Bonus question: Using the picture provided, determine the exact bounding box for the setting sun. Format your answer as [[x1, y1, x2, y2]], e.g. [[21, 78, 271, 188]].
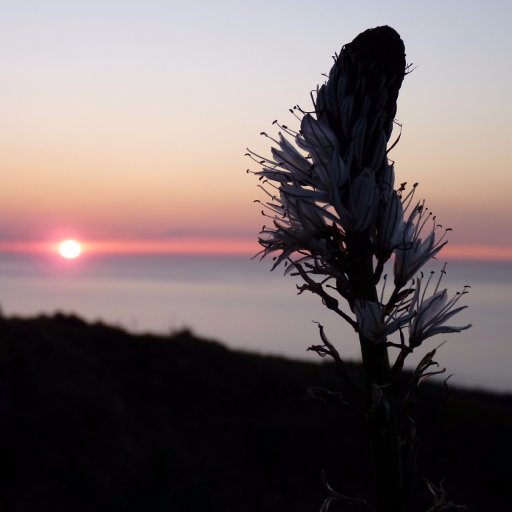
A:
[[58, 239, 82, 259]]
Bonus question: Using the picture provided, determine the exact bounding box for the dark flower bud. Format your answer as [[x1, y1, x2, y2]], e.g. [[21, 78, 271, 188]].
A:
[[316, 26, 406, 182]]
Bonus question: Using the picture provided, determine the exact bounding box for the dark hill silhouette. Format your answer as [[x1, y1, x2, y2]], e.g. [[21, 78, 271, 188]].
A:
[[0, 313, 510, 511]]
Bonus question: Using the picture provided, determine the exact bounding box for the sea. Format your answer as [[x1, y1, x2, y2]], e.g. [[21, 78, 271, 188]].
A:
[[0, 253, 510, 393]]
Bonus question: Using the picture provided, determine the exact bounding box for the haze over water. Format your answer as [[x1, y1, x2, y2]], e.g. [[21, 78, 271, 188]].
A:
[[1, 254, 509, 393], [1, 2, 512, 397]]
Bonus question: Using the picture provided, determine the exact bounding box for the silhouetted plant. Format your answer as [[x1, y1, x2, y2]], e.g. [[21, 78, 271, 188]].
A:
[[248, 26, 470, 512]]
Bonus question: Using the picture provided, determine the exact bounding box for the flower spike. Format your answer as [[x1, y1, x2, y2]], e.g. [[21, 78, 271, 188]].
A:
[[248, 26, 470, 512]]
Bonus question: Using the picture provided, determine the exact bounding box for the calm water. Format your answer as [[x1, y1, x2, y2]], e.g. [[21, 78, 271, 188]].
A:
[[0, 253, 510, 393]]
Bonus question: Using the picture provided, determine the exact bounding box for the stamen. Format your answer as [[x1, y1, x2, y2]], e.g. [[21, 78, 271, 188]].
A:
[[260, 131, 280, 145], [434, 262, 447, 295], [256, 184, 277, 200], [380, 274, 388, 304], [401, 183, 418, 212], [417, 208, 433, 236], [422, 271, 436, 303]]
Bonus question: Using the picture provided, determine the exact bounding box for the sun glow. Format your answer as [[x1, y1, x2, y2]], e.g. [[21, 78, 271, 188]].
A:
[[58, 239, 82, 259]]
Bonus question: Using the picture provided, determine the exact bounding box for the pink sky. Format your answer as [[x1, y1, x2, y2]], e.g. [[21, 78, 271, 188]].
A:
[[0, 239, 510, 264], [1, 2, 511, 261]]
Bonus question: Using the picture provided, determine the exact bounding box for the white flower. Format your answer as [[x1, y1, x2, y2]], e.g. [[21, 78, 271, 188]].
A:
[[393, 202, 448, 288], [354, 300, 386, 343], [378, 163, 396, 201], [355, 296, 415, 343], [256, 188, 332, 269], [408, 275, 471, 348], [298, 114, 339, 170], [249, 28, 407, 272], [376, 190, 404, 255], [336, 168, 379, 233]]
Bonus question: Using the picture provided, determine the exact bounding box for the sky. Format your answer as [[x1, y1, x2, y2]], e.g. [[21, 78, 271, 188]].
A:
[[1, 0, 511, 259]]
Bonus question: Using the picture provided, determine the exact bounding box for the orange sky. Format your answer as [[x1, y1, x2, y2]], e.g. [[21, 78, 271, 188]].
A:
[[1, 2, 511, 261]]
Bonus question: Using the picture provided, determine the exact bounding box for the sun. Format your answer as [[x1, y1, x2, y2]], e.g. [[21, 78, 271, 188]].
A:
[[58, 239, 82, 259]]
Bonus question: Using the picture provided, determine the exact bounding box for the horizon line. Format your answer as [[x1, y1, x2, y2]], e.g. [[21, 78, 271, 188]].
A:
[[0, 239, 510, 262]]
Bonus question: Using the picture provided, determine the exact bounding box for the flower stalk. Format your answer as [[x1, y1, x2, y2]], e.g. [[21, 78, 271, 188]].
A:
[[248, 26, 470, 512]]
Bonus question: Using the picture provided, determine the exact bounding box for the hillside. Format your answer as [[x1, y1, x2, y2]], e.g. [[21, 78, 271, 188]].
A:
[[0, 313, 510, 511]]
